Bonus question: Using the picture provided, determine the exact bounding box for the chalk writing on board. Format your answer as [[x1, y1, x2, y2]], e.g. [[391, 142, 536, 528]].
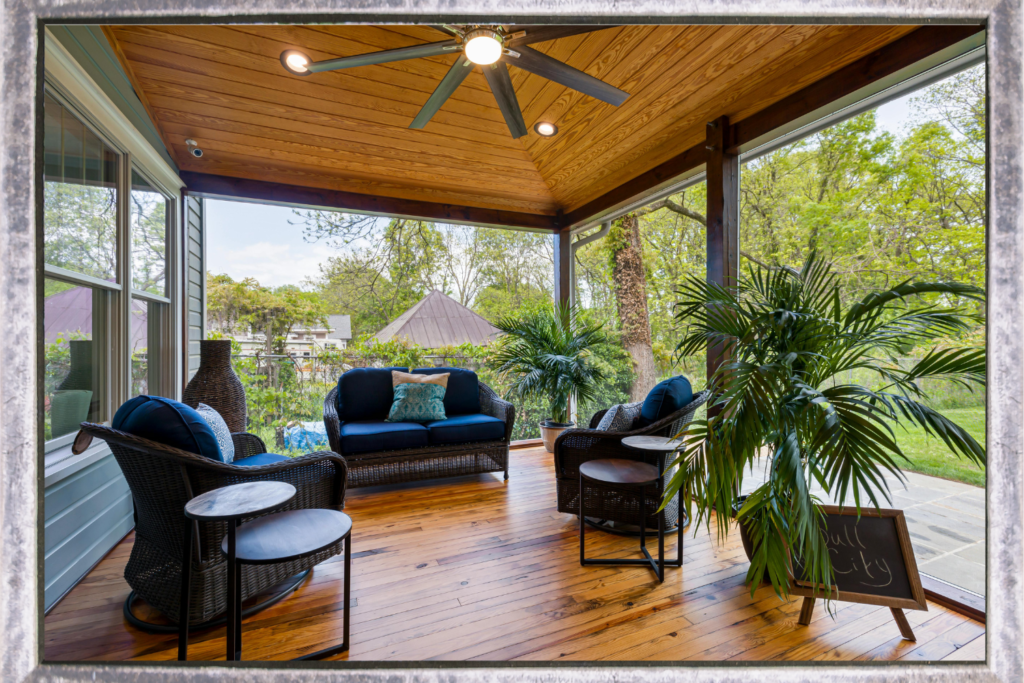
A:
[[826, 523, 894, 588]]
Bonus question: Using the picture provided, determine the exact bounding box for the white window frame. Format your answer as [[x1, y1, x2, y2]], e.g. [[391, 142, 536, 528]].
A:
[[43, 31, 185, 481]]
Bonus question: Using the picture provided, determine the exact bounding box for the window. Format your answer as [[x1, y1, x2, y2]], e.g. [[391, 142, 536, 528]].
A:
[[130, 168, 172, 399], [42, 92, 119, 444], [42, 86, 178, 454]]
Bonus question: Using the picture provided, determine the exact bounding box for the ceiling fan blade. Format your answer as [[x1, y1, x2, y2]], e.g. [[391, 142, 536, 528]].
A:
[[307, 40, 460, 73], [508, 45, 629, 106], [410, 56, 476, 129], [507, 25, 619, 47], [483, 62, 528, 139]]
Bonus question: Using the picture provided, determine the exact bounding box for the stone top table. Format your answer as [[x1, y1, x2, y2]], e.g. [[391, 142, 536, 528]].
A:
[[184, 481, 296, 522], [620, 435, 685, 453]]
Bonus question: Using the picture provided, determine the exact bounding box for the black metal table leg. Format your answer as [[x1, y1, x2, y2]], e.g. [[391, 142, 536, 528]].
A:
[[226, 522, 237, 662], [579, 471, 586, 566], [177, 518, 193, 661], [291, 529, 353, 661], [233, 519, 242, 660]]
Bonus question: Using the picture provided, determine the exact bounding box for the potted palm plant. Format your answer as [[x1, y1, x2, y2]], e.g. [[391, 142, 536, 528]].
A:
[[491, 302, 607, 452], [663, 253, 985, 598]]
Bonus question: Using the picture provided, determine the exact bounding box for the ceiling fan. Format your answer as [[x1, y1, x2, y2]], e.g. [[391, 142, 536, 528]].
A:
[[279, 25, 629, 139]]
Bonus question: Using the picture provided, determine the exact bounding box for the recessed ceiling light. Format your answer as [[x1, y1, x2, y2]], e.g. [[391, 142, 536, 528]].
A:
[[280, 50, 312, 76], [464, 29, 503, 65], [534, 122, 558, 137]]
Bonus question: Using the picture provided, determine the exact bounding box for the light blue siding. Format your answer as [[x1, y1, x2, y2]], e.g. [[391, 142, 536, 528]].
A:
[[44, 454, 133, 610]]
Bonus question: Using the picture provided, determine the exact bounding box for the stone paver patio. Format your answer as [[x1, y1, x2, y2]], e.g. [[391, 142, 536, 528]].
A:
[[740, 458, 986, 596]]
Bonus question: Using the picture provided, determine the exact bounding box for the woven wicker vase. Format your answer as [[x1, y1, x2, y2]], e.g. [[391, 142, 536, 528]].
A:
[[183, 339, 247, 432]]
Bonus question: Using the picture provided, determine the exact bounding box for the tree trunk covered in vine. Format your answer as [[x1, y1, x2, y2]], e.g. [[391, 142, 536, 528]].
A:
[[609, 213, 658, 401]]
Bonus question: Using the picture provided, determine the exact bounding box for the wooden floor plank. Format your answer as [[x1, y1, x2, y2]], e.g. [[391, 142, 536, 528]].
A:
[[44, 446, 982, 662]]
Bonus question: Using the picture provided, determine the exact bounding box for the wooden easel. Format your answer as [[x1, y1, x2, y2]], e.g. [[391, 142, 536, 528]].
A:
[[797, 596, 916, 640]]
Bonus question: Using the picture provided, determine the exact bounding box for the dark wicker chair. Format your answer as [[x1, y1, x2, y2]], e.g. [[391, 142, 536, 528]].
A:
[[323, 381, 515, 488], [77, 423, 348, 629], [552, 390, 711, 531]]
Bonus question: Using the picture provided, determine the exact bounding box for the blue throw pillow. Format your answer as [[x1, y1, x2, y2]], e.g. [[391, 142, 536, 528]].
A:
[[387, 383, 447, 422], [112, 395, 221, 460], [639, 376, 694, 427]]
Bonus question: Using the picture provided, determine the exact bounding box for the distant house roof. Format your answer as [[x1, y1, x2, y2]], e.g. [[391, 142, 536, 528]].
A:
[[374, 290, 499, 349], [328, 314, 352, 340], [44, 286, 146, 345]]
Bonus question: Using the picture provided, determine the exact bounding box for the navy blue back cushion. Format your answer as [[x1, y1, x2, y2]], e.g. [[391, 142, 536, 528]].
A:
[[336, 367, 408, 422], [639, 376, 694, 427], [112, 395, 221, 460], [412, 367, 480, 415]]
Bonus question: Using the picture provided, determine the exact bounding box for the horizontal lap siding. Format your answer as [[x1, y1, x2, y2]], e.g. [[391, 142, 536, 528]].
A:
[[186, 195, 205, 379], [44, 453, 134, 609]]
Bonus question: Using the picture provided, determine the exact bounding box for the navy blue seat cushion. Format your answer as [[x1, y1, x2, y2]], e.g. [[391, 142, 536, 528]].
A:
[[339, 421, 428, 454], [411, 367, 480, 415], [112, 395, 221, 460], [425, 414, 505, 445], [336, 367, 408, 422], [233, 452, 291, 467], [639, 376, 694, 427]]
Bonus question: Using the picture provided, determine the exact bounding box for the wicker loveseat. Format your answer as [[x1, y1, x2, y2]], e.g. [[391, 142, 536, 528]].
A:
[[553, 387, 711, 531], [78, 422, 348, 629], [323, 367, 515, 488]]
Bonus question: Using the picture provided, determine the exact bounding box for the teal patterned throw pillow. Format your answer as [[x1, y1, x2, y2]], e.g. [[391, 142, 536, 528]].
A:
[[387, 382, 447, 422]]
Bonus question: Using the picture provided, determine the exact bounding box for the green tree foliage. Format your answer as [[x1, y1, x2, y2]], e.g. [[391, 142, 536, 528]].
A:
[[296, 213, 446, 336], [206, 273, 326, 355], [574, 65, 985, 387]]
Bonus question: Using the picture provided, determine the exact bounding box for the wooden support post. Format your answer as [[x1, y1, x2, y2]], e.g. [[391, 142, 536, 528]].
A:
[[705, 115, 740, 391], [554, 230, 572, 306], [890, 607, 917, 641], [798, 597, 815, 626]]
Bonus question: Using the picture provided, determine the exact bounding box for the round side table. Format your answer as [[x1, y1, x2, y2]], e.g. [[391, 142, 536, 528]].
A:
[[579, 458, 676, 582], [222, 508, 353, 661], [585, 436, 688, 538], [180, 481, 296, 661]]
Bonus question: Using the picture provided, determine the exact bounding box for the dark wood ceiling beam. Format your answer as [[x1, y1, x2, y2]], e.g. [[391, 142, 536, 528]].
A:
[[727, 24, 984, 152], [180, 171, 559, 231], [565, 23, 983, 229]]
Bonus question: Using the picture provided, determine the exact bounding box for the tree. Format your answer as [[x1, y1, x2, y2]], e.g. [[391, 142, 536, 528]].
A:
[[206, 273, 327, 357], [605, 213, 658, 401], [298, 211, 445, 336]]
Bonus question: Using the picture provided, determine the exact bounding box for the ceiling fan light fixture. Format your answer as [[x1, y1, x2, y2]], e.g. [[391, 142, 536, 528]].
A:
[[534, 121, 558, 136], [281, 50, 312, 75], [464, 29, 503, 65]]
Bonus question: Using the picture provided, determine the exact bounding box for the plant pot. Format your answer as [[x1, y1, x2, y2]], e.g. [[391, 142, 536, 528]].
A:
[[732, 495, 767, 583], [539, 419, 574, 452], [183, 339, 247, 432]]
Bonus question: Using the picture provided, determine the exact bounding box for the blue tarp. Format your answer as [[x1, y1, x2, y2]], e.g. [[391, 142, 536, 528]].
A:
[[283, 421, 329, 451]]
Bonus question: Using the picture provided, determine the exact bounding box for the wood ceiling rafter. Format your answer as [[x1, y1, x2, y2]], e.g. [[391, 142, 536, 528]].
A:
[[103, 23, 983, 230]]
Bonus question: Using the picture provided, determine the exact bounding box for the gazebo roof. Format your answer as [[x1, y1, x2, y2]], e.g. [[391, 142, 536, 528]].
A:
[[102, 23, 984, 230], [374, 290, 500, 349]]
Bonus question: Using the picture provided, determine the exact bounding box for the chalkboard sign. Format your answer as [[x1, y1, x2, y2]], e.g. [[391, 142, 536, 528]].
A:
[[788, 507, 927, 640]]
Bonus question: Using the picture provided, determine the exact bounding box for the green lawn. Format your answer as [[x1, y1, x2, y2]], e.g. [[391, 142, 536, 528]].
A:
[[891, 406, 986, 487]]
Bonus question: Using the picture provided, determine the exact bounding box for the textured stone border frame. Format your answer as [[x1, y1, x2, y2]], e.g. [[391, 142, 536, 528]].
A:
[[0, 0, 1019, 681]]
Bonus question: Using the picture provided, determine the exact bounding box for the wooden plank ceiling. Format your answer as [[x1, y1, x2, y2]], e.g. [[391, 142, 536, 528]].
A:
[[106, 24, 924, 224]]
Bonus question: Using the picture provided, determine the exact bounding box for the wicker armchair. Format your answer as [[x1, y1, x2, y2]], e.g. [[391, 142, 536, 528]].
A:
[[77, 423, 348, 629], [553, 390, 711, 530], [324, 380, 515, 488]]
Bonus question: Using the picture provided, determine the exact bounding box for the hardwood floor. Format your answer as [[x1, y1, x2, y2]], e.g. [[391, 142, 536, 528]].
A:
[[44, 446, 984, 663]]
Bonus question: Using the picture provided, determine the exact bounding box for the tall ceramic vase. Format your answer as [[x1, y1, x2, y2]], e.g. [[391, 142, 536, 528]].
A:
[[183, 339, 247, 433]]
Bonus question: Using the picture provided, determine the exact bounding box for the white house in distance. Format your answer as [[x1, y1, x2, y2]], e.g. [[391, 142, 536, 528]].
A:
[[230, 314, 352, 358]]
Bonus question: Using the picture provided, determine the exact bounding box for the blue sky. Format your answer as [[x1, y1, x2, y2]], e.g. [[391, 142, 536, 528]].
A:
[[206, 93, 917, 289]]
